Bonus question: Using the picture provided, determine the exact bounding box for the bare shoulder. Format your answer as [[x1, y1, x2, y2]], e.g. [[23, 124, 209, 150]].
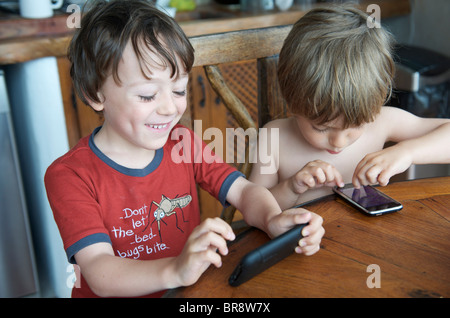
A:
[[378, 106, 450, 142], [372, 106, 417, 131], [264, 117, 300, 138], [263, 117, 294, 130], [377, 106, 414, 121]]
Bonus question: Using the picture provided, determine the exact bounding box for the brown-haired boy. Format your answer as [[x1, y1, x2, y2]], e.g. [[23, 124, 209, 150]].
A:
[[45, 0, 324, 298]]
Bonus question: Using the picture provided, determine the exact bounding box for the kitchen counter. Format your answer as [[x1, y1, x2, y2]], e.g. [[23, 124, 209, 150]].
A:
[[0, 0, 410, 65]]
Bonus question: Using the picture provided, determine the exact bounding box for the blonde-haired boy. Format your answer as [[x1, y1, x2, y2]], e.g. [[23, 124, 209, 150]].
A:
[[250, 5, 450, 210]]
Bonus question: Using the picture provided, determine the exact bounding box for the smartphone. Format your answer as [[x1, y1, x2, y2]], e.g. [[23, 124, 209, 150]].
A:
[[228, 223, 307, 287], [333, 184, 403, 216]]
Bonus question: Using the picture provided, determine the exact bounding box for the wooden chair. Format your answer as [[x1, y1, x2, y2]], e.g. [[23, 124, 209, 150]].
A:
[[188, 25, 291, 224]]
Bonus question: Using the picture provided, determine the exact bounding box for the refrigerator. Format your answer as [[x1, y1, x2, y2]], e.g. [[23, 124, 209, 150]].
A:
[[0, 69, 39, 297], [4, 57, 72, 298]]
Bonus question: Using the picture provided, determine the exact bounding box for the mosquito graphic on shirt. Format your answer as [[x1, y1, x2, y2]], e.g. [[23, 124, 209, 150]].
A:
[[143, 193, 192, 242]]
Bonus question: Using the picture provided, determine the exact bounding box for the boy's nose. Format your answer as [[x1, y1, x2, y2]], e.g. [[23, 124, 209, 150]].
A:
[[329, 132, 347, 149], [157, 94, 177, 115]]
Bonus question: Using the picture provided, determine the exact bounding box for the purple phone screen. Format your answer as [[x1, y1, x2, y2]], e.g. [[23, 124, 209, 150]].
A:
[[339, 186, 392, 209]]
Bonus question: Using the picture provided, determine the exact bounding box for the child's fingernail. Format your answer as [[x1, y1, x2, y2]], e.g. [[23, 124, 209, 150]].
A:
[[300, 240, 307, 247]]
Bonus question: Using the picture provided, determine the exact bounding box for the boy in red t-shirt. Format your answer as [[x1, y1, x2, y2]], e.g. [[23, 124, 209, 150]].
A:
[[44, 0, 324, 298]]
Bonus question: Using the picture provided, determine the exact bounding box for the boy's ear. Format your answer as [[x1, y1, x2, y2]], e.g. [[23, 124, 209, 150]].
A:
[[88, 92, 105, 112]]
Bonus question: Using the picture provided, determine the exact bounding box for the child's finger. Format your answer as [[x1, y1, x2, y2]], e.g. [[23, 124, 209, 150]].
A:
[[300, 225, 324, 246], [285, 209, 313, 227], [192, 217, 235, 242], [194, 249, 223, 269], [311, 168, 326, 184], [312, 161, 344, 187], [201, 231, 230, 256], [296, 243, 320, 256], [378, 170, 391, 186], [365, 165, 383, 184], [353, 158, 369, 188], [301, 214, 323, 237], [188, 218, 236, 258], [331, 168, 345, 188]]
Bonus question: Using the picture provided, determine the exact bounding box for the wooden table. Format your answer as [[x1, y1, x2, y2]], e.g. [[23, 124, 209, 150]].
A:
[[165, 176, 450, 298]]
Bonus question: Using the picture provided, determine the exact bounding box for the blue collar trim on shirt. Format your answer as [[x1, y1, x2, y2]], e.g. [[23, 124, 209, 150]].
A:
[[88, 126, 164, 177]]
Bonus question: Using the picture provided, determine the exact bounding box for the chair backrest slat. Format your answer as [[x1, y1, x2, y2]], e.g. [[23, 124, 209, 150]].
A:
[[191, 25, 292, 67]]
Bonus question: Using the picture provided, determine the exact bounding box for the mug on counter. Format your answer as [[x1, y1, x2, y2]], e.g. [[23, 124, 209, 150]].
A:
[[19, 0, 64, 19]]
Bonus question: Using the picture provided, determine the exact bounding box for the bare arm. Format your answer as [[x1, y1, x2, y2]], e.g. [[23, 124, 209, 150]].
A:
[[226, 177, 281, 235], [75, 218, 235, 297], [353, 107, 450, 187], [249, 159, 299, 211], [249, 120, 344, 210], [396, 120, 450, 164], [75, 243, 177, 297], [248, 121, 299, 211], [226, 177, 324, 255]]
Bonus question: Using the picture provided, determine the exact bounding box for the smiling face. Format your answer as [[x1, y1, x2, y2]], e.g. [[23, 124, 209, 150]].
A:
[[92, 40, 189, 159], [295, 115, 365, 155]]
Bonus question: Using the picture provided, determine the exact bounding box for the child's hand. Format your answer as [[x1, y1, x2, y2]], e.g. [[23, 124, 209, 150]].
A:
[[173, 217, 235, 287], [353, 145, 412, 188], [267, 209, 324, 256], [291, 160, 344, 194]]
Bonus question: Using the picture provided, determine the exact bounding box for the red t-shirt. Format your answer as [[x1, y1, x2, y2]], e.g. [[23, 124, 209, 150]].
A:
[[45, 125, 242, 298]]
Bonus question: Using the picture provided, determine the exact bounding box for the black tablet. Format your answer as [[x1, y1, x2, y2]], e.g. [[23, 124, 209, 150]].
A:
[[228, 223, 306, 287]]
